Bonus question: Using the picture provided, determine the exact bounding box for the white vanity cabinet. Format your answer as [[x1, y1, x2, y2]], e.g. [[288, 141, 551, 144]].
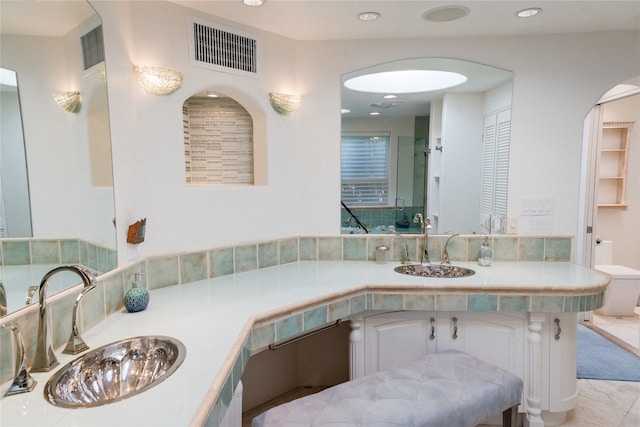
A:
[[360, 310, 525, 379], [352, 310, 578, 426], [363, 311, 439, 374], [447, 311, 526, 381], [545, 313, 579, 414]]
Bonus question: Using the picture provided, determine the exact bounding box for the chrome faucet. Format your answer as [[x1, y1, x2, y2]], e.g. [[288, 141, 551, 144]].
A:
[[442, 232, 460, 265], [390, 231, 412, 265], [31, 265, 96, 372], [413, 214, 431, 266], [1, 323, 37, 396]]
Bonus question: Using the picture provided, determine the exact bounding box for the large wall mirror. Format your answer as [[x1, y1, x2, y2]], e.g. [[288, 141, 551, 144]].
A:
[[0, 1, 115, 316], [340, 58, 513, 235]]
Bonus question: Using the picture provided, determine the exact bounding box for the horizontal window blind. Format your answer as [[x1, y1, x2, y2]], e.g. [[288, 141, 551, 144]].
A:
[[341, 135, 389, 206]]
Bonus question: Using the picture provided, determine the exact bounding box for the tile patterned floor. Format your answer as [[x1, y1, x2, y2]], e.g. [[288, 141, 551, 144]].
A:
[[591, 306, 640, 356], [568, 307, 640, 426]]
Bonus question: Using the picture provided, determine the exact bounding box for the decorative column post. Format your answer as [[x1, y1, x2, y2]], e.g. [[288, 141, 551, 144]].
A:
[[349, 317, 363, 380], [526, 313, 545, 427]]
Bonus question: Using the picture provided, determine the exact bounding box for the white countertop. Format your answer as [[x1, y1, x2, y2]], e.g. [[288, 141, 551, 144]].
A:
[[0, 261, 608, 426]]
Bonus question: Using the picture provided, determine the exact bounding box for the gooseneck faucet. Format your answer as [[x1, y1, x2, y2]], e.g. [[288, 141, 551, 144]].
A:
[[1, 323, 37, 396], [390, 231, 412, 265], [31, 265, 96, 372], [413, 214, 431, 266], [442, 232, 460, 265]]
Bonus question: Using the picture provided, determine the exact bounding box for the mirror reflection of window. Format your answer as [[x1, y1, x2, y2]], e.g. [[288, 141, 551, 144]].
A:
[[183, 94, 254, 185], [340, 58, 513, 235], [341, 134, 390, 206]]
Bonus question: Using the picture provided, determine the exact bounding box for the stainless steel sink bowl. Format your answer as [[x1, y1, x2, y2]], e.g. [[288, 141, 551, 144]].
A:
[[44, 336, 186, 408], [394, 264, 475, 278]]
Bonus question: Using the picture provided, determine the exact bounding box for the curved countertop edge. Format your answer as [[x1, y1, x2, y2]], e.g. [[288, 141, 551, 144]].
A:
[[0, 261, 609, 426], [188, 261, 609, 426]]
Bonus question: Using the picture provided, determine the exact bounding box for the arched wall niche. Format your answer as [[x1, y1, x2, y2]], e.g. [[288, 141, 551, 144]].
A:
[[182, 85, 268, 186]]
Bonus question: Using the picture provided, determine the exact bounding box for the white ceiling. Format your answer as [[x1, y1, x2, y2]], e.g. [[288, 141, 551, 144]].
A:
[[169, 0, 640, 118], [171, 0, 640, 40], [2, 1, 638, 117]]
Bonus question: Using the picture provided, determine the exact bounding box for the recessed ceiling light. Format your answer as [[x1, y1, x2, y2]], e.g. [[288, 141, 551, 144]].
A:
[[341, 108, 351, 114], [369, 111, 381, 116], [243, 0, 265, 7], [383, 94, 397, 99], [207, 91, 219, 98], [357, 11, 381, 22], [423, 6, 469, 22], [516, 8, 542, 18], [345, 70, 467, 94]]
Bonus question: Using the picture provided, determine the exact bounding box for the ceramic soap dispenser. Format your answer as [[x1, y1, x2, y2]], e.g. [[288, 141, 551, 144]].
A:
[[124, 272, 149, 313]]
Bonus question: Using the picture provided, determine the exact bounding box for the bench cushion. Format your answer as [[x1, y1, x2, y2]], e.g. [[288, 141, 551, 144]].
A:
[[253, 350, 523, 427]]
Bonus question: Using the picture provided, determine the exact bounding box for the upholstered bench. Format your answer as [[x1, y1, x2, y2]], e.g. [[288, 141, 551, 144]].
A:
[[252, 350, 523, 427]]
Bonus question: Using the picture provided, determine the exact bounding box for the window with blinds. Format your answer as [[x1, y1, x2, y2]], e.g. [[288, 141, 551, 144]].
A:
[[480, 109, 511, 231], [341, 135, 390, 206]]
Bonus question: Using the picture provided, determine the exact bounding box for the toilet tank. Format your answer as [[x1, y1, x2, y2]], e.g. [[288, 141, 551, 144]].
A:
[[595, 265, 640, 317], [595, 241, 613, 265]]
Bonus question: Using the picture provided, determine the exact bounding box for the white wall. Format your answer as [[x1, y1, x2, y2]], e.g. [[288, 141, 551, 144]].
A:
[[439, 92, 484, 233], [597, 94, 640, 269], [0, 86, 31, 237], [1, 25, 115, 247], [91, 1, 639, 264]]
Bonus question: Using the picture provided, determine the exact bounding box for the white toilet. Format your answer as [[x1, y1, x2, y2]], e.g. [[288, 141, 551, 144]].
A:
[[594, 240, 640, 317]]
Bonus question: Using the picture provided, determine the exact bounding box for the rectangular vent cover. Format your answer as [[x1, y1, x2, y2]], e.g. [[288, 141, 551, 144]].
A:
[[190, 18, 258, 75], [81, 25, 105, 71]]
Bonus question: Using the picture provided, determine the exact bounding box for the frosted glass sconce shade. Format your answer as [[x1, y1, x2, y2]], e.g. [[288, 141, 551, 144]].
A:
[[133, 65, 183, 96], [52, 91, 82, 113], [269, 93, 301, 115]]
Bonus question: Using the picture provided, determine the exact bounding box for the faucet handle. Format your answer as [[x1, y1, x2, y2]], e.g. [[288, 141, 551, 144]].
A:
[[1, 323, 37, 396]]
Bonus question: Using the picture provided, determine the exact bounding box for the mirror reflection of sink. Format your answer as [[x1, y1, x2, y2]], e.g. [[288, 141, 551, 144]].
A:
[[44, 336, 186, 408], [394, 264, 475, 278]]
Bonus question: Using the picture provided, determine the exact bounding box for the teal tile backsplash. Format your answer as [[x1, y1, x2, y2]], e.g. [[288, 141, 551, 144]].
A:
[[0, 238, 116, 272], [343, 237, 367, 261], [210, 247, 234, 278], [258, 241, 278, 269], [318, 237, 342, 261], [1, 240, 30, 265], [544, 237, 572, 262], [299, 237, 317, 261], [180, 251, 208, 284], [279, 238, 299, 264], [31, 240, 60, 264]]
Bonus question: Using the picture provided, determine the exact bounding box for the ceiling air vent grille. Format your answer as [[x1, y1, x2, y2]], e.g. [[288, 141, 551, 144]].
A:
[[81, 25, 105, 71], [190, 18, 258, 75]]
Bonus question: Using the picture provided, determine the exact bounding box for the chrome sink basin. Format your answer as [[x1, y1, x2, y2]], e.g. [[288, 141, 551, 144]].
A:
[[394, 264, 475, 278], [44, 336, 186, 408]]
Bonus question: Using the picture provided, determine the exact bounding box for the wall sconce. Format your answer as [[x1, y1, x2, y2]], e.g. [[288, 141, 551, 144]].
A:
[[269, 93, 301, 116], [133, 65, 183, 96], [52, 91, 82, 113]]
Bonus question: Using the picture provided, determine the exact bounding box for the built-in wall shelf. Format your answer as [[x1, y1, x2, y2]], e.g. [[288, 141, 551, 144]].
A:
[[597, 121, 634, 208]]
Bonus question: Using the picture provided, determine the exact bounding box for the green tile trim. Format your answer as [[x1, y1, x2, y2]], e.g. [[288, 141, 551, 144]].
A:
[[468, 294, 499, 311]]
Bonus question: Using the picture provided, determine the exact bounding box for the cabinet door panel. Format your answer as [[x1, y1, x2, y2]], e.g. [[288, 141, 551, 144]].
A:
[[548, 313, 578, 412], [448, 312, 525, 379], [364, 311, 437, 375]]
